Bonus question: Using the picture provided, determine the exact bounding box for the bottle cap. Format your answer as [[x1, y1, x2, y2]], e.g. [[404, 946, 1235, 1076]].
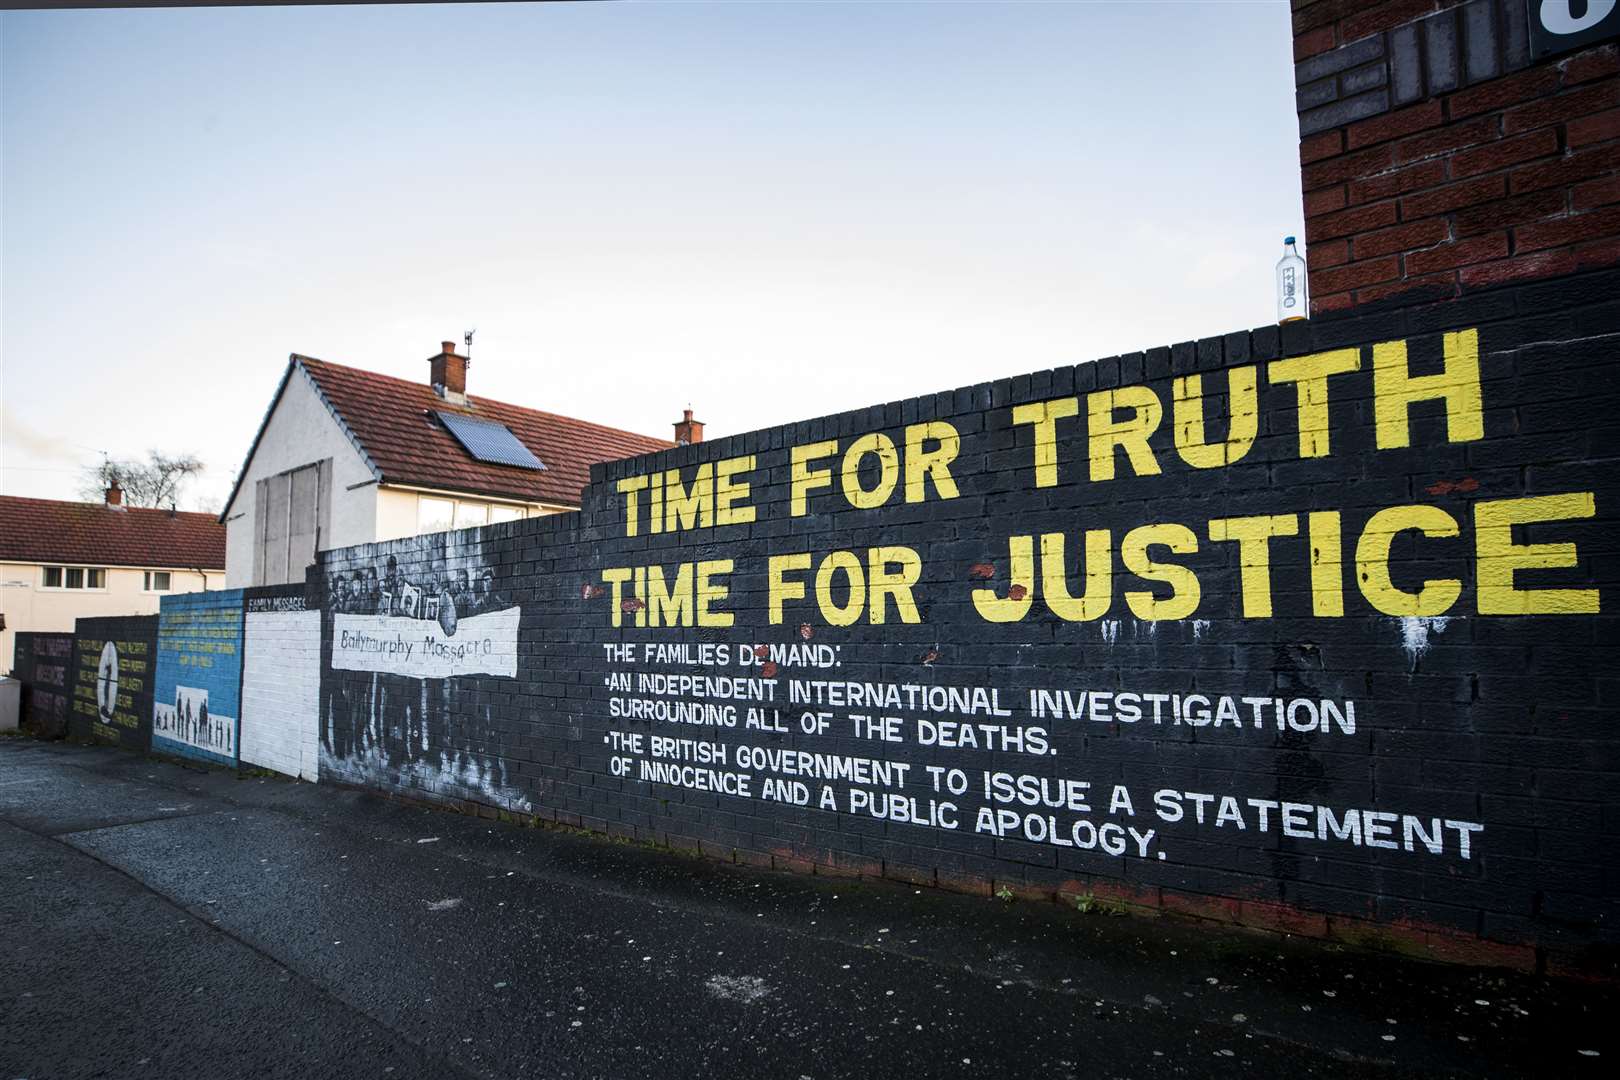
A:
[[1284, 235, 1296, 245]]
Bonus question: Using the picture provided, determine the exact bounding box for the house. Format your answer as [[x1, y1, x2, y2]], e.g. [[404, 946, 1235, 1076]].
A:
[[0, 486, 226, 668], [220, 340, 691, 588]]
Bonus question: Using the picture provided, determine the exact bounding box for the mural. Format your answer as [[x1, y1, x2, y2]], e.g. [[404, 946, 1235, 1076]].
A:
[[152, 589, 245, 766], [240, 586, 321, 782], [319, 529, 528, 810], [565, 317, 1613, 957], [295, 307, 1618, 962], [67, 616, 157, 751], [10, 632, 74, 739]]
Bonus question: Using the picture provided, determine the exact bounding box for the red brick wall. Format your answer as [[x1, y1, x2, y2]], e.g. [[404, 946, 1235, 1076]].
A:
[[1292, 1, 1620, 314]]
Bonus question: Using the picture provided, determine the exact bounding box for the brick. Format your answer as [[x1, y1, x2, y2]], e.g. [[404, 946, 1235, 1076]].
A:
[[1460, 0, 1498, 85], [1423, 932, 1538, 972], [1293, 0, 1359, 36], [1298, 76, 1339, 111], [1400, 172, 1507, 218], [1501, 0, 1530, 72], [1311, 290, 1356, 315], [1306, 199, 1398, 241], [1356, 270, 1460, 305], [1394, 114, 1500, 163], [1446, 65, 1561, 120], [1342, 61, 1388, 96], [1304, 184, 1348, 216], [1504, 83, 1620, 137], [1567, 107, 1620, 149], [1515, 206, 1620, 253], [1510, 144, 1620, 194], [1326, 915, 1439, 958], [1449, 129, 1560, 179], [1573, 173, 1620, 211], [1404, 231, 1508, 273], [935, 872, 993, 899], [1304, 142, 1396, 189], [1346, 99, 1443, 150], [1161, 889, 1241, 925], [1561, 44, 1620, 86], [1311, 254, 1400, 293], [1459, 248, 1577, 288], [1308, 236, 1350, 269], [1294, 24, 1337, 63], [1295, 31, 1386, 86], [1300, 128, 1345, 164], [1300, 88, 1393, 136], [1352, 217, 1450, 259], [1343, 0, 1436, 43], [1576, 235, 1620, 270], [1390, 23, 1423, 105], [1452, 187, 1568, 235], [1348, 158, 1446, 204], [1239, 899, 1330, 939], [1424, 7, 1460, 94]]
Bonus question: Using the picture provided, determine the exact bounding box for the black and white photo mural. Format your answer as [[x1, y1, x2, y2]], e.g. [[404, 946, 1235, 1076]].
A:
[[317, 526, 530, 811]]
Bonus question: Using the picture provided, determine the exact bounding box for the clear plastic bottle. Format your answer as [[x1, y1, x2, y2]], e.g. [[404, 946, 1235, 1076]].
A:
[[1276, 236, 1307, 323]]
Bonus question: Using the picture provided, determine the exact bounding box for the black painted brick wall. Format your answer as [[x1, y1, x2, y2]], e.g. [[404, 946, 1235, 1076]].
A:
[[67, 615, 158, 753], [317, 268, 1620, 971], [10, 631, 75, 739]]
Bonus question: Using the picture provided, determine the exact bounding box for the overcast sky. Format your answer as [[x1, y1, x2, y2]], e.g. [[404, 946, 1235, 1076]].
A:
[[1, 1, 1301, 512]]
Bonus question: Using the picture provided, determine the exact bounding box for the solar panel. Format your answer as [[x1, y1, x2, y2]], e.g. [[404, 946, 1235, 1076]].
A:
[[435, 411, 546, 471]]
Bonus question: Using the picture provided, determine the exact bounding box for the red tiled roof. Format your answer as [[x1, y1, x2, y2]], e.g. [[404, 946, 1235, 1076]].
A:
[[296, 356, 673, 507], [0, 496, 226, 570]]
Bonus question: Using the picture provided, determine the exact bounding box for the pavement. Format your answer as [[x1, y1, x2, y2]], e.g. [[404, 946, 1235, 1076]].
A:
[[1, 737, 1614, 1080]]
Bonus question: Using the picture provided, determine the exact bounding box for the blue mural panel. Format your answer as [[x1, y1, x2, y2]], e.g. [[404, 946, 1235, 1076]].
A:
[[152, 589, 245, 766]]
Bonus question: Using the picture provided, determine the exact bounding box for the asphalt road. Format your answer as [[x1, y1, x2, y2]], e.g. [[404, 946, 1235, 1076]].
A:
[[1, 738, 1614, 1080]]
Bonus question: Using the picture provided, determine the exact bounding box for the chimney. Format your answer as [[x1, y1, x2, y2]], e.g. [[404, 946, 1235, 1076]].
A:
[[104, 480, 124, 507], [428, 340, 469, 404], [674, 408, 704, 446]]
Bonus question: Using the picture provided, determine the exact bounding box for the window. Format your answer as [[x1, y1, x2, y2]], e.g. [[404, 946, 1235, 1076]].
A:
[[417, 496, 454, 534], [253, 458, 333, 587], [144, 571, 172, 592], [42, 566, 106, 590], [417, 496, 517, 534]]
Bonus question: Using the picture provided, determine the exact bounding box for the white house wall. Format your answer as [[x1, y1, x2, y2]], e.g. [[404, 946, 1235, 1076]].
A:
[[223, 366, 377, 588], [0, 562, 215, 677], [374, 486, 420, 543], [372, 485, 570, 543]]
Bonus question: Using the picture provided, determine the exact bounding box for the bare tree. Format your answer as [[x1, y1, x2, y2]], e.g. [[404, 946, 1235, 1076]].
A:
[[80, 451, 206, 509]]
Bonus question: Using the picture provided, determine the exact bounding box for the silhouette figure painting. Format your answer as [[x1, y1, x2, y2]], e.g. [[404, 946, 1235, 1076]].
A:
[[95, 642, 119, 722]]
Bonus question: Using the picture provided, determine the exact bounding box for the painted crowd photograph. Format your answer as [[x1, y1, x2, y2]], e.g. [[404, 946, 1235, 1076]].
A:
[[2, 2, 1618, 1079], [319, 530, 530, 812]]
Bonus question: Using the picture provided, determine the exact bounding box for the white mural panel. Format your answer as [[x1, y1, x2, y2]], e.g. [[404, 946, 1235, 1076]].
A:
[[331, 607, 520, 679], [241, 607, 321, 782]]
